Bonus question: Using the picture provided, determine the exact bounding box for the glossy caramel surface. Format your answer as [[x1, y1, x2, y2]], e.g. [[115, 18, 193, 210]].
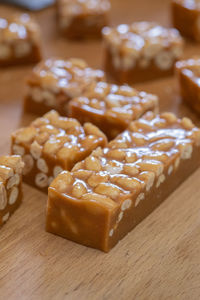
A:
[[12, 110, 107, 168], [51, 112, 200, 205], [69, 81, 158, 122], [103, 21, 183, 56], [28, 58, 105, 96], [0, 14, 39, 42], [176, 57, 200, 84]]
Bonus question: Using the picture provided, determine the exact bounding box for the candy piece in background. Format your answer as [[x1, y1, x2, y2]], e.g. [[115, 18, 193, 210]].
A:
[[0, 0, 55, 11]]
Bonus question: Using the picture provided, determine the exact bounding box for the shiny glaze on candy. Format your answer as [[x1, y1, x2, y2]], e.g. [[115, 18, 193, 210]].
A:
[[53, 112, 200, 206], [30, 58, 105, 95], [71, 81, 158, 122], [103, 21, 183, 57], [0, 14, 39, 42], [176, 58, 200, 85]]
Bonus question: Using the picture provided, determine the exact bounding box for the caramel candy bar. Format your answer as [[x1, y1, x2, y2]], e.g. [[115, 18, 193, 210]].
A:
[[57, 0, 111, 39], [176, 58, 200, 114], [0, 14, 41, 67], [68, 81, 159, 140], [172, 0, 200, 42], [11, 110, 107, 193], [102, 22, 184, 84], [46, 112, 200, 251], [24, 58, 105, 116], [0, 155, 24, 227]]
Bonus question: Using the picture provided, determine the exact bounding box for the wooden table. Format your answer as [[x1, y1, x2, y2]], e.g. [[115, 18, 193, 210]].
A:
[[1, 1, 200, 299]]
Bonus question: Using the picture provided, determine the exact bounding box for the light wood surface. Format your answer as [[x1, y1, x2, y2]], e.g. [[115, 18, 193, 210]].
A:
[[1, 1, 200, 299]]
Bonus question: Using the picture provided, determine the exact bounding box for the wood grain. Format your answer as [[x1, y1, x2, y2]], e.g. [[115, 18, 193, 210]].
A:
[[1, 1, 200, 299]]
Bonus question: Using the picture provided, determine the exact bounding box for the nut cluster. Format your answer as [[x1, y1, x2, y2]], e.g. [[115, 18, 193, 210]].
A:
[[0, 155, 24, 181], [0, 14, 39, 42], [0, 14, 40, 61], [71, 81, 158, 122], [102, 22, 184, 71], [13, 110, 106, 154], [12, 110, 107, 188], [51, 112, 200, 212], [0, 156, 24, 218], [28, 58, 105, 102]]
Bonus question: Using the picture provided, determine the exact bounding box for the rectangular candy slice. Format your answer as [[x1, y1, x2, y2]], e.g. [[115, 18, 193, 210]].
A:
[[24, 58, 105, 116], [0, 14, 41, 67], [46, 112, 200, 251], [57, 0, 111, 39], [11, 110, 107, 193], [102, 22, 184, 84], [68, 81, 158, 139], [176, 58, 200, 114], [0, 155, 24, 227], [172, 0, 200, 42]]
